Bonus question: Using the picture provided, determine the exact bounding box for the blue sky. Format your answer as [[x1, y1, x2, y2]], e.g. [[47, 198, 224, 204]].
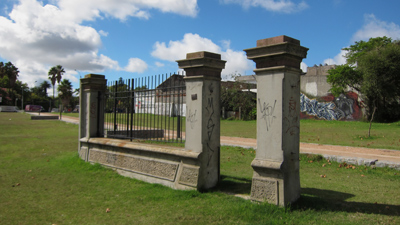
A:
[[1, 0, 400, 94]]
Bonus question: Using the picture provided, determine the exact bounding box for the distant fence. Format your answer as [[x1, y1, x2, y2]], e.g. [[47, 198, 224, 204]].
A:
[[104, 73, 186, 142]]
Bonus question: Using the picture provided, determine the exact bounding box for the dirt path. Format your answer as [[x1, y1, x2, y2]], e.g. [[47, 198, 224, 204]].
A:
[[39, 113, 400, 167]]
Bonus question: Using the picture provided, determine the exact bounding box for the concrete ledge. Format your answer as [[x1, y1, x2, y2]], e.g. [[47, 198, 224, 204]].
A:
[[79, 138, 202, 190], [31, 116, 59, 120], [82, 138, 199, 159]]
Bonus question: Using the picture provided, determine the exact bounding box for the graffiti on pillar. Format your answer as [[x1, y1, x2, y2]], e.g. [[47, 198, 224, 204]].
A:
[[284, 96, 299, 135], [187, 109, 197, 129], [300, 92, 361, 120], [206, 97, 215, 139], [205, 82, 216, 166], [206, 97, 216, 166], [90, 102, 97, 119], [258, 99, 277, 131]]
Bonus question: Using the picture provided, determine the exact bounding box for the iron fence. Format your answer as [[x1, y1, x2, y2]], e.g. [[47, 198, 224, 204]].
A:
[[104, 73, 186, 143]]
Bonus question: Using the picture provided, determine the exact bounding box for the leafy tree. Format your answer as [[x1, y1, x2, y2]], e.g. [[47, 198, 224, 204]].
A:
[[0, 62, 19, 88], [0, 61, 19, 104], [220, 77, 256, 120], [48, 65, 65, 109], [327, 36, 400, 125], [39, 80, 51, 97], [343, 36, 393, 65], [57, 79, 73, 110]]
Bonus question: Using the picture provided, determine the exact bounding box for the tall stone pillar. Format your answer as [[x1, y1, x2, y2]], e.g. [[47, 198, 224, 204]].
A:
[[177, 51, 226, 190], [78, 74, 107, 161], [244, 36, 308, 206]]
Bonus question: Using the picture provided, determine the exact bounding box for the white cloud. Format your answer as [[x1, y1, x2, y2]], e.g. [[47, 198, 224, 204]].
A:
[[99, 30, 109, 37], [124, 58, 148, 73], [152, 33, 221, 61], [58, 0, 198, 22], [301, 62, 307, 72], [155, 62, 165, 67], [151, 33, 254, 78], [0, 0, 197, 87], [352, 14, 400, 42], [220, 0, 308, 13], [323, 49, 347, 66], [221, 49, 254, 76]]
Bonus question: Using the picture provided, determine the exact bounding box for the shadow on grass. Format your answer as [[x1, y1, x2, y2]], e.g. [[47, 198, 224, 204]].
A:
[[211, 175, 252, 195], [292, 188, 400, 217], [213, 177, 400, 217]]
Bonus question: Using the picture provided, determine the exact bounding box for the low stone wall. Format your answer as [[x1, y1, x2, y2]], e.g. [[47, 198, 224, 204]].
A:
[[106, 129, 164, 139], [79, 138, 201, 190]]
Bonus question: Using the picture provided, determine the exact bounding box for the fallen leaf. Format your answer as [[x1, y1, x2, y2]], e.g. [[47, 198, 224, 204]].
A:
[[361, 175, 365, 177], [322, 164, 326, 167], [28, 170, 32, 172], [106, 208, 111, 213], [16, 183, 20, 186]]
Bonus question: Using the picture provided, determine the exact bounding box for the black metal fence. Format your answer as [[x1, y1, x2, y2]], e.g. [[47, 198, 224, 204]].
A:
[[104, 73, 186, 143]]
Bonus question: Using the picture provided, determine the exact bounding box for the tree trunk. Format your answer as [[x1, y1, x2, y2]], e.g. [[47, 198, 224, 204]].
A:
[[368, 106, 377, 138]]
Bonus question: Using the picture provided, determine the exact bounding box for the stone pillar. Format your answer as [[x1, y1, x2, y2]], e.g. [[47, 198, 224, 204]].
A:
[[177, 51, 226, 190], [78, 74, 107, 161], [244, 36, 308, 206]]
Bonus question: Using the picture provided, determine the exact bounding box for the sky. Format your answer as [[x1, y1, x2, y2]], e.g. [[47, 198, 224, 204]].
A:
[[1, 0, 400, 95]]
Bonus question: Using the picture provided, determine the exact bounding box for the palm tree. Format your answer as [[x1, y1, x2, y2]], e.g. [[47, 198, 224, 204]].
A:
[[4, 62, 19, 88], [48, 65, 65, 109], [39, 80, 51, 97], [57, 79, 73, 111]]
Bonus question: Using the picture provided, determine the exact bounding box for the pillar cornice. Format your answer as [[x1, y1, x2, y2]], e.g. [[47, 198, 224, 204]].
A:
[[176, 51, 226, 77], [81, 74, 107, 91], [244, 35, 308, 71]]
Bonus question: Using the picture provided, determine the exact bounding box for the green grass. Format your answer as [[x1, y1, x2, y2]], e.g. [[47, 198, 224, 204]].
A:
[[300, 119, 400, 150], [1, 112, 399, 224]]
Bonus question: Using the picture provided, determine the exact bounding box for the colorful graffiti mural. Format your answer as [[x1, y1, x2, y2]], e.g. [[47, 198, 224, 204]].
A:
[[300, 92, 361, 120]]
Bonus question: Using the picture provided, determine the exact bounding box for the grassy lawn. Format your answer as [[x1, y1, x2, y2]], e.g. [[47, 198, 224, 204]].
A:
[[1, 112, 399, 224]]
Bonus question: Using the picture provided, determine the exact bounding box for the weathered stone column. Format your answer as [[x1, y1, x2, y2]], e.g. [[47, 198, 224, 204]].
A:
[[177, 51, 226, 190], [244, 36, 308, 206], [78, 74, 107, 161]]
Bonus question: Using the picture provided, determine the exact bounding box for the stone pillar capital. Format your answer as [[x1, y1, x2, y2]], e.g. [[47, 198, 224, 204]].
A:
[[244, 35, 308, 74], [80, 74, 107, 91], [176, 51, 226, 78]]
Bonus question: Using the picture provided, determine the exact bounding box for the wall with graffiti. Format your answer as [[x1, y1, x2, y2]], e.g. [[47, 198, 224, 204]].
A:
[[300, 92, 362, 120]]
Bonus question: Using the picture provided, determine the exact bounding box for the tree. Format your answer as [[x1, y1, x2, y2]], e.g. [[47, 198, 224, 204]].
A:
[[327, 36, 400, 124], [57, 79, 73, 110], [48, 65, 65, 109], [220, 74, 256, 120], [39, 81, 51, 98], [0, 61, 19, 104], [0, 62, 19, 88]]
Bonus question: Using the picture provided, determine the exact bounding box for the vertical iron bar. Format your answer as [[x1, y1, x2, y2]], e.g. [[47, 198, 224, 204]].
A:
[[113, 81, 117, 132], [130, 79, 134, 141], [97, 91, 101, 137]]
